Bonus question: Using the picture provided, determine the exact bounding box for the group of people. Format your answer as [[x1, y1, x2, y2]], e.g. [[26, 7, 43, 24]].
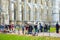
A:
[[22, 22, 60, 35], [0, 24, 14, 33], [0, 22, 60, 35], [22, 22, 51, 35]]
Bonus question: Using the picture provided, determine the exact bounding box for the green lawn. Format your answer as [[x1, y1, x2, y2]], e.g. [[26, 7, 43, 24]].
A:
[[50, 27, 56, 32], [0, 27, 59, 40], [0, 33, 60, 40]]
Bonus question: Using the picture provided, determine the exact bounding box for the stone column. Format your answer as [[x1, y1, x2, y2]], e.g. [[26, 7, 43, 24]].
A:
[[30, 5, 34, 21], [42, 0, 47, 22], [9, 0, 14, 24], [24, 0, 27, 21], [5, 0, 9, 25], [17, 0, 22, 25], [1, 0, 9, 25], [0, 0, 1, 24], [37, 0, 42, 22], [52, 0, 59, 23], [31, 0, 35, 22], [47, 0, 52, 23]]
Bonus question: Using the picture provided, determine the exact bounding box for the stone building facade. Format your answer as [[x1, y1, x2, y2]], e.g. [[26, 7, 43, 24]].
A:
[[0, 0, 60, 25]]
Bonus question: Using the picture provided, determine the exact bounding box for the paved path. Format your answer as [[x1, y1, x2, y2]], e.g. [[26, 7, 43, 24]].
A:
[[38, 32, 60, 37], [10, 31, 60, 37], [0, 31, 60, 37]]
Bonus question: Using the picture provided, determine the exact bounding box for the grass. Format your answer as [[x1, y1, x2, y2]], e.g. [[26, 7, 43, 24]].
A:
[[50, 27, 56, 32], [0, 33, 60, 40], [0, 27, 60, 40]]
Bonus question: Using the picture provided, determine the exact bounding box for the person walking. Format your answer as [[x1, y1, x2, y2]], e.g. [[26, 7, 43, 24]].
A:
[[28, 24, 33, 34], [47, 24, 51, 32], [44, 24, 48, 32], [34, 23, 38, 34], [56, 22, 59, 33], [25, 24, 29, 34], [39, 23, 43, 32], [22, 24, 25, 34]]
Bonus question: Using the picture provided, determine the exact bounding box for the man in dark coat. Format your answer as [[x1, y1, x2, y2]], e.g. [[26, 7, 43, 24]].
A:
[[39, 23, 43, 32], [28, 25, 33, 34], [56, 22, 59, 33], [22, 24, 25, 34], [34, 24, 38, 34], [47, 24, 51, 32], [44, 24, 48, 32]]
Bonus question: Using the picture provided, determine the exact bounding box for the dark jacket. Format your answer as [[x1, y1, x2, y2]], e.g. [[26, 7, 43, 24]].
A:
[[56, 23, 59, 30]]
